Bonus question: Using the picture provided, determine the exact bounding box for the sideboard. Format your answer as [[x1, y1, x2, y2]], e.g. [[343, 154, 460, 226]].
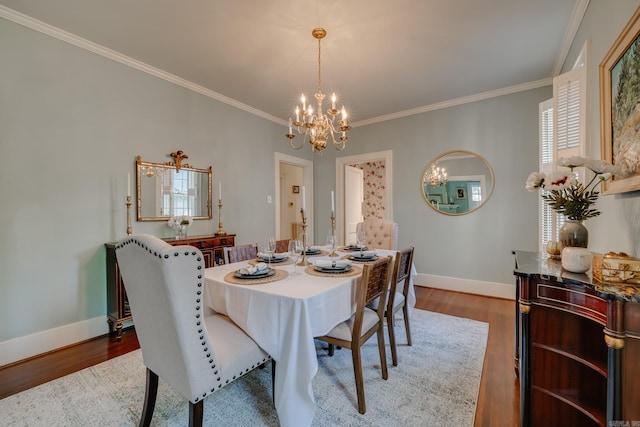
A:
[[105, 234, 235, 340], [513, 250, 639, 427]]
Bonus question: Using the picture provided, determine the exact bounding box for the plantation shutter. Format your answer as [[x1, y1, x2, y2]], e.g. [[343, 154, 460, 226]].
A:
[[539, 98, 557, 251], [553, 66, 586, 159]]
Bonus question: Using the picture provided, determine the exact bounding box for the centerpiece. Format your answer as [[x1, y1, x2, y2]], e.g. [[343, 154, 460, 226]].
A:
[[525, 156, 619, 248], [168, 215, 193, 240]]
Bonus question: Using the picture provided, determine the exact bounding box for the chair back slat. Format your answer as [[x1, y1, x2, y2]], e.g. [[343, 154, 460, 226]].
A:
[[226, 244, 258, 263], [275, 239, 291, 253]]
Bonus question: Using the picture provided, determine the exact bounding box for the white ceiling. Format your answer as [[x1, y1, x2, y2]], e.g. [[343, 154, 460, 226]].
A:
[[0, 0, 584, 126]]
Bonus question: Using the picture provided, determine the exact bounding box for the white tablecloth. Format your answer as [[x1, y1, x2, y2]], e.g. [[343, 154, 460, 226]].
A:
[[203, 248, 415, 427]]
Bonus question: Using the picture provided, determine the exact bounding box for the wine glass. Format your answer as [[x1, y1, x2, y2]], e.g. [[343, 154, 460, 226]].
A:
[[356, 230, 366, 257], [326, 233, 336, 257], [288, 239, 302, 275], [265, 237, 276, 268]]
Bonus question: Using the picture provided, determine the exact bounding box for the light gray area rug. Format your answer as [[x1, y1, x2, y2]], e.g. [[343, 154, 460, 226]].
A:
[[0, 309, 488, 426]]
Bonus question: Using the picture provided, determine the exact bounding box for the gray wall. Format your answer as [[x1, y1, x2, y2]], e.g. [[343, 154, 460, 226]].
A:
[[313, 88, 549, 285], [0, 18, 305, 342]]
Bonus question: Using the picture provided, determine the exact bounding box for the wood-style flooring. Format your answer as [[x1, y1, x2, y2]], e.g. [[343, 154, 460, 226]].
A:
[[0, 287, 519, 426]]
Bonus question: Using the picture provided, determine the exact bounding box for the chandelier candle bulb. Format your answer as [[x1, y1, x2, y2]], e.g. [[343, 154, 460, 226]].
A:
[[288, 118, 292, 134], [331, 93, 336, 110]]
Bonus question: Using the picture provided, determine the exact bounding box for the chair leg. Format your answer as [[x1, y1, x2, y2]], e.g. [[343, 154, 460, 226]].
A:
[[377, 327, 389, 381], [328, 343, 335, 357], [387, 311, 398, 366], [402, 305, 412, 346], [351, 345, 366, 414], [139, 368, 158, 427], [271, 359, 276, 406], [189, 401, 203, 427]]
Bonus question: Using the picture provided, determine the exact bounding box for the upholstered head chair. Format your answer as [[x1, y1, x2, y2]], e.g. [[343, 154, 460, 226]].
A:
[[356, 218, 399, 250], [115, 234, 270, 426]]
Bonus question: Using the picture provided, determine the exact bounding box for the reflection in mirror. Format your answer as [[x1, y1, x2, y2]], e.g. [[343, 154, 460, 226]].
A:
[[421, 150, 494, 215], [136, 154, 212, 221]]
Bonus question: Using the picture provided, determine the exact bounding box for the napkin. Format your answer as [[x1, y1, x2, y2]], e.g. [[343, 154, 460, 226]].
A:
[[315, 259, 351, 269], [240, 262, 268, 275], [354, 251, 377, 258], [258, 252, 288, 259]]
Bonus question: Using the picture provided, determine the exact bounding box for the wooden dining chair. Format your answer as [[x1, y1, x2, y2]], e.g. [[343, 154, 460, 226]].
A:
[[115, 234, 271, 427], [316, 255, 393, 414], [378, 246, 415, 366], [275, 239, 291, 253], [224, 244, 258, 264]]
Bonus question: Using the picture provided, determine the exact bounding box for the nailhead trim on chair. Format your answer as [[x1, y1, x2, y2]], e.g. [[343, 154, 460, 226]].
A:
[[116, 236, 272, 404]]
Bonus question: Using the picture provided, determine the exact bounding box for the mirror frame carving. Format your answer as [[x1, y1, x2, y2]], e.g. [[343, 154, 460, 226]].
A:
[[421, 150, 494, 216], [136, 151, 213, 221]]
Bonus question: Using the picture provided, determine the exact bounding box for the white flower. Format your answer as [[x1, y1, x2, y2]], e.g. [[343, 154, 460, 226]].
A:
[[168, 215, 193, 230], [525, 172, 545, 192], [545, 171, 576, 191], [587, 159, 620, 175], [557, 156, 589, 169]]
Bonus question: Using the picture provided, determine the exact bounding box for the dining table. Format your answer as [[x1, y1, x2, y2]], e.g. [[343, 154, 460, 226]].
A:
[[203, 247, 416, 427]]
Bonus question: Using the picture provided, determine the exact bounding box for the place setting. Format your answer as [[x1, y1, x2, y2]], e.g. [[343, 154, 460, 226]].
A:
[[224, 262, 288, 285], [305, 259, 362, 277], [249, 251, 294, 266], [344, 250, 379, 263]]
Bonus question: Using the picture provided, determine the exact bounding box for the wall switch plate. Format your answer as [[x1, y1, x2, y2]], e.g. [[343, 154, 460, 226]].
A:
[[267, 195, 272, 204]]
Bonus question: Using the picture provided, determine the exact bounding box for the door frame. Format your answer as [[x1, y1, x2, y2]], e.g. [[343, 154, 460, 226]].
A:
[[274, 152, 313, 240], [335, 150, 393, 245]]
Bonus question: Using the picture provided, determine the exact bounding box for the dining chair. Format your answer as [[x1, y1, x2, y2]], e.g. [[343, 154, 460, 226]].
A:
[[316, 255, 393, 414], [369, 246, 415, 366], [115, 234, 271, 427], [224, 243, 258, 264], [275, 239, 291, 253], [355, 219, 398, 250]]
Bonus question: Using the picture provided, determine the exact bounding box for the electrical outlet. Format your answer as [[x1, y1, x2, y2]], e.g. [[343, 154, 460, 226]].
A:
[[267, 195, 272, 204]]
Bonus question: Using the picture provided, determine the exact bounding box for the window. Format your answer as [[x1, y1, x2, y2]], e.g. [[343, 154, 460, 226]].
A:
[[538, 55, 586, 251]]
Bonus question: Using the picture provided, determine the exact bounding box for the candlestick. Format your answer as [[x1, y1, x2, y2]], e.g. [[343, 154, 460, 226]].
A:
[[125, 195, 132, 236], [215, 198, 227, 236], [297, 208, 310, 266], [329, 212, 338, 257]]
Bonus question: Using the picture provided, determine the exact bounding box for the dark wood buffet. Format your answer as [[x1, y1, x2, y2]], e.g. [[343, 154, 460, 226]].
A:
[[105, 234, 235, 339], [513, 251, 639, 427]]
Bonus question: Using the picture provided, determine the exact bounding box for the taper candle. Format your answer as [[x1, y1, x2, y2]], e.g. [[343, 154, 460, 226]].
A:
[[219, 181, 222, 200], [331, 190, 335, 214], [127, 173, 131, 197], [301, 186, 306, 212]]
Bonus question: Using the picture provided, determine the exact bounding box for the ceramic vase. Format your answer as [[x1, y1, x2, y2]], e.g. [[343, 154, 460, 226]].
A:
[[559, 219, 588, 249]]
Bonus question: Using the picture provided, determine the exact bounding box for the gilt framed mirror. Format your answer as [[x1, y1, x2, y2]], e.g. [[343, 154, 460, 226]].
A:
[[421, 150, 494, 216], [136, 151, 212, 221]]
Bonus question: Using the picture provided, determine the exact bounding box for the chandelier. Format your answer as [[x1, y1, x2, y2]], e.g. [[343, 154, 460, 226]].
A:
[[286, 28, 351, 153], [424, 162, 447, 186]]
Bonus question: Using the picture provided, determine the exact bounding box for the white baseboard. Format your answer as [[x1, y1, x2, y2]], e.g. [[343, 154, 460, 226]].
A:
[[0, 316, 111, 367], [415, 273, 515, 300]]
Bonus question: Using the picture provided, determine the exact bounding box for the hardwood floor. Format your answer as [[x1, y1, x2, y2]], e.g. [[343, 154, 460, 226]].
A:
[[0, 286, 519, 426]]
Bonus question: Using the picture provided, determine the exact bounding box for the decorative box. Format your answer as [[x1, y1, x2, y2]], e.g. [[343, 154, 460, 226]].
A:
[[592, 252, 640, 284]]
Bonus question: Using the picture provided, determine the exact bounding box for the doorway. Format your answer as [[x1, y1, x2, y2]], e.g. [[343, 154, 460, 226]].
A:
[[274, 152, 313, 241], [336, 150, 393, 245]]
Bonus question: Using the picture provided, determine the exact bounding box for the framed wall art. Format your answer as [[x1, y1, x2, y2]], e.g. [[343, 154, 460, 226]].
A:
[[600, 6, 640, 194]]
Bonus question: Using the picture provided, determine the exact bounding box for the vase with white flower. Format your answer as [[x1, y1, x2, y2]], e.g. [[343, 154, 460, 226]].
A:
[[525, 156, 619, 249], [168, 215, 193, 240]]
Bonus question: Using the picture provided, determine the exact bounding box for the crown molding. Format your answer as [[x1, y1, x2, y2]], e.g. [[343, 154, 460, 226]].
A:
[[0, 5, 287, 126], [352, 77, 553, 128], [552, 0, 590, 76]]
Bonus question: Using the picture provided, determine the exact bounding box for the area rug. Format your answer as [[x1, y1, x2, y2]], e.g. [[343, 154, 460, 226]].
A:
[[0, 309, 488, 426]]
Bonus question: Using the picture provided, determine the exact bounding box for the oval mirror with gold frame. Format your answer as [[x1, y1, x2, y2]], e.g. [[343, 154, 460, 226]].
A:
[[136, 151, 212, 221], [421, 150, 494, 216]]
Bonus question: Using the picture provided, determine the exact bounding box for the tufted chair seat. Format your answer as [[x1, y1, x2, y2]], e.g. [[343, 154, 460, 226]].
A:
[[356, 219, 399, 250], [115, 234, 271, 427]]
